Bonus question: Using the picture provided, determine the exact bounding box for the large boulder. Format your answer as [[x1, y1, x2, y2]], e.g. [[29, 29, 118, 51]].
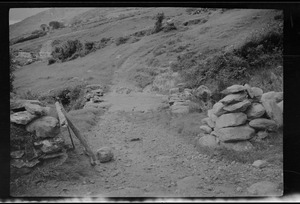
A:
[[247, 181, 280, 196], [220, 141, 254, 151], [211, 125, 255, 142], [215, 112, 247, 129], [260, 91, 283, 103], [261, 99, 283, 127], [219, 92, 248, 105], [10, 111, 37, 125], [246, 103, 266, 119], [212, 102, 227, 117], [249, 118, 277, 131], [24, 103, 50, 116], [201, 117, 215, 128], [198, 135, 219, 147], [26, 116, 60, 138], [194, 85, 211, 101], [223, 100, 251, 113], [221, 84, 246, 95]]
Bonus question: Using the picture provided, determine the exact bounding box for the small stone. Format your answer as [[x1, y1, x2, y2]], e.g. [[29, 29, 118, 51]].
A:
[[261, 91, 283, 103], [97, 147, 114, 163], [251, 87, 263, 100], [198, 135, 218, 147], [26, 116, 60, 138], [252, 160, 268, 168], [212, 102, 227, 117], [199, 125, 212, 134], [24, 103, 49, 116], [223, 100, 251, 113]]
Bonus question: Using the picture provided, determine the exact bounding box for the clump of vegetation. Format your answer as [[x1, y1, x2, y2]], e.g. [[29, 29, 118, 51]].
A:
[[51, 39, 83, 62], [152, 12, 165, 33], [115, 36, 130, 46], [10, 50, 16, 92], [49, 21, 65, 30], [132, 66, 160, 89], [48, 57, 56, 65], [171, 21, 283, 91]]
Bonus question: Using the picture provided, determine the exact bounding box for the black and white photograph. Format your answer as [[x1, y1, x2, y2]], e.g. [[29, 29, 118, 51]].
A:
[[9, 6, 286, 200]]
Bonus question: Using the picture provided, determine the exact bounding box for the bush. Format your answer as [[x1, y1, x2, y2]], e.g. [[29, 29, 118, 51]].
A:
[[152, 12, 165, 33], [49, 21, 64, 30], [171, 22, 283, 89], [52, 39, 83, 62], [48, 58, 56, 65], [10, 50, 16, 91], [115, 36, 130, 46]]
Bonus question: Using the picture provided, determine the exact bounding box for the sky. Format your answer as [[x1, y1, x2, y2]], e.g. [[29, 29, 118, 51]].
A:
[[9, 8, 50, 25]]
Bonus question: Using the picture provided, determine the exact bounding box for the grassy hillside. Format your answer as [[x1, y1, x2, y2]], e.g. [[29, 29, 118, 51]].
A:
[[11, 8, 283, 97]]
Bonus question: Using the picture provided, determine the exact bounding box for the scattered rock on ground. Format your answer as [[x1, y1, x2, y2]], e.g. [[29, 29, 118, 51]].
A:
[[97, 147, 114, 163], [252, 160, 268, 168], [256, 131, 269, 140]]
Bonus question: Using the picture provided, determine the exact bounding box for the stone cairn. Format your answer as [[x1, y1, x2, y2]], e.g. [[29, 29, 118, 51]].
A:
[[10, 99, 66, 169], [198, 84, 283, 151]]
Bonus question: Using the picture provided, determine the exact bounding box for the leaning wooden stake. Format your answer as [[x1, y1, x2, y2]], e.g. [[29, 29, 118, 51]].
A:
[[55, 101, 75, 149], [57, 102, 97, 166]]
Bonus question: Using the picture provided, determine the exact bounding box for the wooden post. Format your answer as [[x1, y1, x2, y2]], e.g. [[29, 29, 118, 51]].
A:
[[55, 101, 75, 149], [58, 102, 97, 166]]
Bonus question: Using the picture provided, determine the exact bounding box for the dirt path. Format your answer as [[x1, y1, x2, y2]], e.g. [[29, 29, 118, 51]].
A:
[[10, 56, 283, 199]]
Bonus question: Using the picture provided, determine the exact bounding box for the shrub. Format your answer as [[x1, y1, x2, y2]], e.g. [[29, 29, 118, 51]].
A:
[[49, 21, 64, 30], [115, 36, 130, 46], [152, 12, 165, 33], [48, 58, 56, 65], [10, 50, 16, 91], [52, 39, 83, 62]]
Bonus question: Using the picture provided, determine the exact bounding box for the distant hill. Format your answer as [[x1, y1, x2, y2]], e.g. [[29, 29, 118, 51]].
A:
[[9, 8, 93, 39]]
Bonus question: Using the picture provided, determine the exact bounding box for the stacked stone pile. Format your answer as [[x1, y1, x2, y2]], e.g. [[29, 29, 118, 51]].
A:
[[83, 84, 111, 109], [10, 99, 66, 168], [199, 84, 283, 151]]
